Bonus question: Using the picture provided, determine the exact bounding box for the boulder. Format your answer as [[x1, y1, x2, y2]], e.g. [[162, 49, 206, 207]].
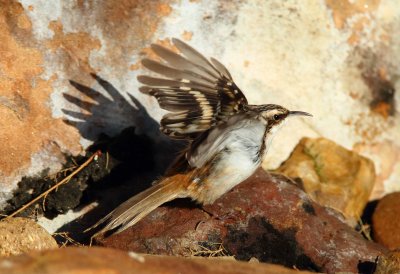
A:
[[96, 169, 385, 273]]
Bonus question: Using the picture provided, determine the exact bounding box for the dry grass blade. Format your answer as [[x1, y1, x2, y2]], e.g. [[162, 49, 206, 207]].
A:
[[190, 242, 228, 257], [53, 232, 83, 247], [357, 217, 372, 241]]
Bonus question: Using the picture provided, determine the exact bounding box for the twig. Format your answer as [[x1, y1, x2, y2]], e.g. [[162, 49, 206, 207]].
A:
[[105, 151, 110, 170], [357, 217, 372, 241], [190, 242, 228, 257], [4, 151, 101, 220], [53, 232, 83, 247]]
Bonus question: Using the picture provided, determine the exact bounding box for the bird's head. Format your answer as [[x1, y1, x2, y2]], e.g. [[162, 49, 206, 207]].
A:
[[249, 104, 312, 131]]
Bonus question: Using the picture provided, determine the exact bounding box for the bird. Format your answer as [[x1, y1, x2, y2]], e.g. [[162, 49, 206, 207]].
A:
[[90, 38, 312, 237]]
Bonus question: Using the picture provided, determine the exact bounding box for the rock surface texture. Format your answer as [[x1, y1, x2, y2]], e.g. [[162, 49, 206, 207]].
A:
[[97, 169, 386, 273], [0, 217, 58, 256], [375, 250, 400, 274], [0, 247, 315, 274], [372, 192, 400, 250], [1, 0, 400, 214], [276, 137, 375, 223]]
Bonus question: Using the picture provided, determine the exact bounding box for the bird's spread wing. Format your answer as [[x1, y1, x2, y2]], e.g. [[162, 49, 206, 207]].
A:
[[138, 38, 248, 140]]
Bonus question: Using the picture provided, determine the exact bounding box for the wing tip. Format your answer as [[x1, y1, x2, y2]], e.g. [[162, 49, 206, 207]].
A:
[[171, 37, 185, 48], [138, 85, 154, 95]]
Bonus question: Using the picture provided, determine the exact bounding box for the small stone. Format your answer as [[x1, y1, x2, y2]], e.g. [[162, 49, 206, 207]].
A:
[[276, 137, 375, 223], [0, 246, 315, 274], [375, 250, 400, 274], [372, 192, 400, 250], [0, 217, 58, 256]]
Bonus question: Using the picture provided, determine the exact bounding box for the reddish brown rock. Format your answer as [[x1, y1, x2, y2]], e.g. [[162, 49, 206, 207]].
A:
[[96, 169, 386, 273], [372, 192, 400, 250], [0, 247, 314, 274]]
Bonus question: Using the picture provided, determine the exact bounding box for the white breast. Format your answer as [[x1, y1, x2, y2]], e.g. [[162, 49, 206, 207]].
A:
[[188, 115, 267, 204], [188, 114, 265, 167], [210, 120, 264, 183]]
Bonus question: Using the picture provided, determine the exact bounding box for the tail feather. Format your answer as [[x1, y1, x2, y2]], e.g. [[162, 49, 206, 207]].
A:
[[90, 175, 188, 237]]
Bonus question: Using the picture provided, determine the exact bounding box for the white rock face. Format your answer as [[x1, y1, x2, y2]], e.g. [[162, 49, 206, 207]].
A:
[[1, 0, 399, 210]]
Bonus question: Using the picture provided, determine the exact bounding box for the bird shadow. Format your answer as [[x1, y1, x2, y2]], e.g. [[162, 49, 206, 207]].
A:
[[64, 73, 160, 142], [55, 73, 185, 243]]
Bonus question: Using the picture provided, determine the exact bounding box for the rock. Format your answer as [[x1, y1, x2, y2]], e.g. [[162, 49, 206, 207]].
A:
[[0, 217, 58, 256], [2, 0, 400, 220], [96, 169, 386, 273], [375, 250, 400, 274], [276, 137, 375, 223], [353, 141, 400, 200], [0, 246, 315, 274], [372, 192, 400, 250], [2, 1, 400, 241]]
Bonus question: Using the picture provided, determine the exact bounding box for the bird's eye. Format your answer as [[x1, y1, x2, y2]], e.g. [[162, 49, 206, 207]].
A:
[[273, 114, 281, 121]]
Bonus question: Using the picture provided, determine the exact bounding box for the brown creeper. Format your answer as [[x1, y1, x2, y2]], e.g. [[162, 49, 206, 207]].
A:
[[91, 38, 312, 236]]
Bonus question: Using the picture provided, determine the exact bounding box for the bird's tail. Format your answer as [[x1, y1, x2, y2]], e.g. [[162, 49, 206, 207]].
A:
[[89, 174, 189, 237]]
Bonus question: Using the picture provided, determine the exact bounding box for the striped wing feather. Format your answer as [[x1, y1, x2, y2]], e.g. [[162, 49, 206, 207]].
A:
[[138, 38, 248, 139]]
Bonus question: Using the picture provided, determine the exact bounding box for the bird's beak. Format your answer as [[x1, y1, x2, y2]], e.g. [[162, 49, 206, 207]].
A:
[[289, 111, 313, 117]]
